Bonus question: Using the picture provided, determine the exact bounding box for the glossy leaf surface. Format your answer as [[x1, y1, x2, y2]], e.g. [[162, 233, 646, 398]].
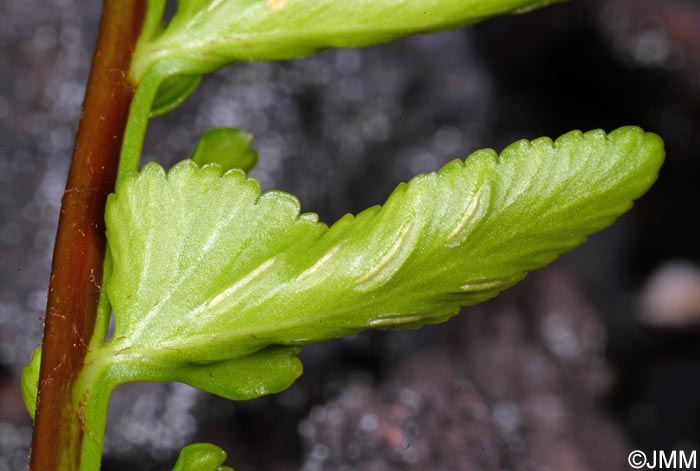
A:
[[192, 128, 258, 173], [21, 347, 41, 419], [99, 127, 662, 400], [172, 443, 234, 471], [151, 74, 202, 117]]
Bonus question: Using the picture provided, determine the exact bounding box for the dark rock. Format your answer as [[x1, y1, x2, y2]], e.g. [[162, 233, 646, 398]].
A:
[[300, 271, 630, 471]]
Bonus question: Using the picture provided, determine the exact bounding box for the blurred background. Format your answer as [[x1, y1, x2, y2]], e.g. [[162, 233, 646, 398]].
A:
[[1, 0, 699, 469]]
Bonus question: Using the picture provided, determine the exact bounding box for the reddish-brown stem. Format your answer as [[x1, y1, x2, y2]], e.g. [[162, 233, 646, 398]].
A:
[[29, 1, 146, 470]]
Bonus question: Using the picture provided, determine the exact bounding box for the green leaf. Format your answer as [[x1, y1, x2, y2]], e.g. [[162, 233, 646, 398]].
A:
[[101, 127, 662, 398], [21, 347, 41, 420], [172, 443, 234, 471], [131, 0, 564, 80], [151, 74, 202, 117], [125, 346, 302, 401], [192, 128, 258, 173]]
